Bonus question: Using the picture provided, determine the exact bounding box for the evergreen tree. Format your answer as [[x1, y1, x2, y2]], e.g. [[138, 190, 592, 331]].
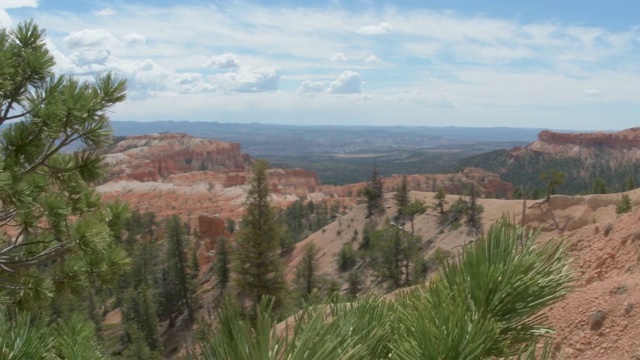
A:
[[616, 194, 632, 215], [346, 270, 363, 299], [625, 176, 637, 191], [369, 221, 421, 289], [337, 242, 357, 272], [362, 162, 384, 218], [214, 237, 231, 293], [403, 199, 427, 236], [393, 175, 410, 225], [593, 177, 608, 194], [0, 20, 128, 308], [466, 185, 484, 236], [295, 242, 319, 299], [122, 285, 163, 355], [233, 160, 287, 311], [225, 219, 236, 234], [433, 188, 448, 214], [161, 215, 196, 322], [540, 169, 566, 200]]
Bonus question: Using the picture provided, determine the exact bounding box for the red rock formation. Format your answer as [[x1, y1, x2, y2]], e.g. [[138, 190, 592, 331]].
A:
[[196, 214, 231, 267], [267, 168, 320, 191], [538, 128, 640, 149], [104, 133, 248, 182]]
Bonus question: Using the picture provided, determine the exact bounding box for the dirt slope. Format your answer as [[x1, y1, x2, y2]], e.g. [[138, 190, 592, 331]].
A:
[[285, 189, 640, 359]]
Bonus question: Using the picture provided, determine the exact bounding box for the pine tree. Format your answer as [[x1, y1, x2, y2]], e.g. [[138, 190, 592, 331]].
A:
[[465, 185, 484, 236], [362, 162, 384, 218], [403, 199, 427, 236], [540, 169, 566, 200], [234, 160, 287, 311], [393, 175, 410, 225], [122, 285, 163, 355], [0, 20, 128, 308], [370, 221, 421, 289], [161, 215, 196, 322], [593, 177, 608, 194], [625, 177, 637, 191], [616, 194, 632, 215], [433, 188, 448, 214], [214, 237, 231, 293], [295, 242, 319, 299]]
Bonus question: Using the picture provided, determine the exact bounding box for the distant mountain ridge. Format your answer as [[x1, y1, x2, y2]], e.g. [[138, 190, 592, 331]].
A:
[[454, 127, 640, 195]]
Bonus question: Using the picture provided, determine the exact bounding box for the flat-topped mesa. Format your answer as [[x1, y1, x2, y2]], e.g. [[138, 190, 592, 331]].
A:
[[104, 133, 250, 181], [538, 128, 640, 149]]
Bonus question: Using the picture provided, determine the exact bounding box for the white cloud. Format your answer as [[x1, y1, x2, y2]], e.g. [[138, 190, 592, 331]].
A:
[[364, 54, 381, 63], [357, 22, 392, 35], [205, 53, 240, 69], [210, 65, 281, 92], [0, 0, 38, 9], [0, 10, 11, 27], [328, 71, 362, 94], [124, 32, 146, 45], [15, 2, 640, 129], [64, 29, 117, 49], [330, 52, 348, 62], [584, 89, 601, 96], [297, 80, 325, 93], [92, 8, 115, 17], [0, 0, 38, 27]]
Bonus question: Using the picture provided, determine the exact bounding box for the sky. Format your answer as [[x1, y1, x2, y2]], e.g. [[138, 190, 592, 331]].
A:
[[2, 0, 640, 130]]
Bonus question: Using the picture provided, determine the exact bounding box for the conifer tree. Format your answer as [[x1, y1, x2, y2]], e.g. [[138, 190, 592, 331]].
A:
[[433, 188, 448, 214], [214, 237, 231, 293], [295, 242, 319, 299], [370, 221, 421, 289], [161, 215, 196, 322], [393, 175, 410, 225], [403, 198, 427, 236], [540, 169, 566, 200], [616, 194, 632, 215], [122, 285, 163, 355], [362, 162, 384, 218], [234, 160, 287, 311], [466, 185, 484, 236], [0, 20, 128, 307]]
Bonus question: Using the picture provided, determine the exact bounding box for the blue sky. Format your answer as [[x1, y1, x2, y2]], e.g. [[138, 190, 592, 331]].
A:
[[2, 0, 640, 130]]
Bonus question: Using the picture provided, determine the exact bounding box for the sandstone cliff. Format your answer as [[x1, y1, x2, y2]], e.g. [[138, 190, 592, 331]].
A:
[[514, 128, 640, 160], [104, 133, 249, 182]]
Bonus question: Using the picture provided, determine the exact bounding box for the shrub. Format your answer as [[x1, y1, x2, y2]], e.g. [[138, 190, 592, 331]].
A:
[[338, 243, 357, 272], [616, 194, 632, 215]]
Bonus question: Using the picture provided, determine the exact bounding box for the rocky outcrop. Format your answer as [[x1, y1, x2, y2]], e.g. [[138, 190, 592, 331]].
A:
[[268, 168, 320, 192], [104, 133, 249, 182], [538, 128, 640, 149], [196, 214, 231, 268]]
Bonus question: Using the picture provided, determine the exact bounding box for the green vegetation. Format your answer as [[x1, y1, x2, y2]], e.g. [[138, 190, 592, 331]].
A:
[[540, 169, 567, 201], [433, 188, 448, 214], [233, 160, 288, 312], [369, 220, 422, 290], [295, 242, 320, 300], [455, 149, 640, 196], [616, 194, 633, 215], [393, 175, 410, 224], [337, 242, 357, 272], [214, 237, 231, 293], [403, 198, 427, 236], [362, 162, 384, 218], [0, 19, 128, 308], [203, 218, 573, 359], [279, 198, 337, 253], [160, 215, 198, 322]]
